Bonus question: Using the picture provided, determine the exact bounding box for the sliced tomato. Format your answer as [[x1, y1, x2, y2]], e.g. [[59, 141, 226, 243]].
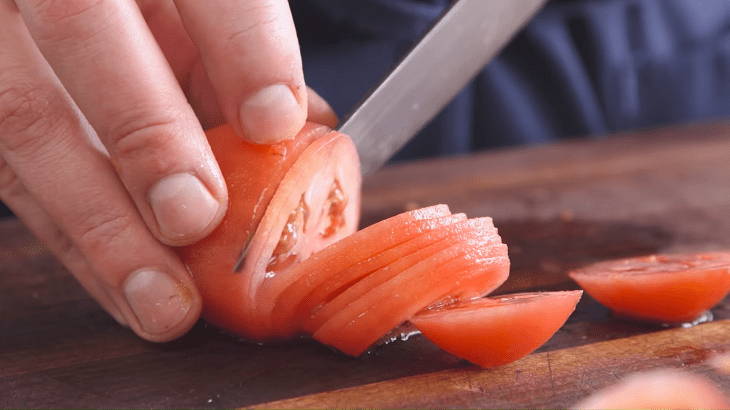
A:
[[574, 369, 730, 409], [298, 217, 498, 335], [410, 291, 582, 368], [181, 123, 570, 362], [312, 237, 509, 357], [178, 123, 361, 342], [568, 252, 730, 324], [270, 206, 459, 333]]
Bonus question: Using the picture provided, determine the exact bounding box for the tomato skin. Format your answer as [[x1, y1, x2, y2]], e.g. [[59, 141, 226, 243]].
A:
[[410, 291, 582, 368], [569, 252, 730, 324]]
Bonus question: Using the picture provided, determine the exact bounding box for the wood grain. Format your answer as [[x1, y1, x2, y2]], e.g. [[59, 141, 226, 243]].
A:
[[254, 320, 730, 409], [2, 120, 730, 408]]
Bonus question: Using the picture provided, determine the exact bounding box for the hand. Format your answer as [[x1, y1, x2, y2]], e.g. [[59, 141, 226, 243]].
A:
[[0, 0, 337, 342]]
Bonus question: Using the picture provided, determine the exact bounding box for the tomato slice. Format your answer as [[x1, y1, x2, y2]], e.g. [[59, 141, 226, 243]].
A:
[[178, 123, 361, 342], [296, 217, 496, 334], [568, 252, 730, 324], [573, 369, 730, 409], [410, 291, 582, 368], [272, 212, 468, 332], [313, 237, 509, 357]]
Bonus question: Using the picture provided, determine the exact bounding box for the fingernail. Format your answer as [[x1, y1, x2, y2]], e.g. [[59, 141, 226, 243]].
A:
[[123, 269, 193, 335], [148, 173, 220, 241], [240, 84, 302, 144]]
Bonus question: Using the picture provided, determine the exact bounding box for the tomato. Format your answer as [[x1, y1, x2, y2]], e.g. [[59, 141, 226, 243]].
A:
[[312, 233, 509, 357], [180, 122, 574, 365], [178, 123, 361, 341], [573, 369, 730, 409], [568, 252, 730, 324], [409, 291, 582, 368], [271, 206, 460, 333]]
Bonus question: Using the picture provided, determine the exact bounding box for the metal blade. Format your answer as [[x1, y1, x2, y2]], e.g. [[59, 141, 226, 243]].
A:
[[338, 0, 546, 175]]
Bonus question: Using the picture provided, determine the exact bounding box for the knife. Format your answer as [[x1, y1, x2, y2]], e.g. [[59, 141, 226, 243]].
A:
[[338, 0, 547, 175]]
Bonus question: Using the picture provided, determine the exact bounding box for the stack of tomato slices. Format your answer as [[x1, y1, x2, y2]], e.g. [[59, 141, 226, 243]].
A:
[[179, 123, 582, 367]]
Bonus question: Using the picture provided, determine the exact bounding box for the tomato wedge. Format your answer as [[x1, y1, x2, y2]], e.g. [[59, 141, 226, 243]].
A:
[[568, 252, 730, 324], [410, 291, 582, 368], [271, 206, 460, 333], [178, 123, 361, 341]]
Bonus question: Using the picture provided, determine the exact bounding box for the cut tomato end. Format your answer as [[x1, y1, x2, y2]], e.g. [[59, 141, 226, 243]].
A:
[[179, 123, 362, 342], [177, 123, 330, 341], [411, 290, 582, 368], [569, 252, 730, 324], [242, 130, 362, 340]]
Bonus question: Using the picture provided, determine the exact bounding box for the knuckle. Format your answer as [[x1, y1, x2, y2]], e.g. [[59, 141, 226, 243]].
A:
[[72, 208, 135, 256], [224, 4, 278, 48], [30, 0, 107, 29], [0, 83, 65, 155], [28, 0, 115, 48], [106, 110, 182, 172]]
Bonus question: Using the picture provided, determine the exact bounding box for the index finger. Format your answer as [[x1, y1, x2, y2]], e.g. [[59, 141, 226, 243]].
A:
[[172, 0, 308, 144]]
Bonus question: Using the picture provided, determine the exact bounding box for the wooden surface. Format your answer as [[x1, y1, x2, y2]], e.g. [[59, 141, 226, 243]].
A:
[[2, 120, 730, 408]]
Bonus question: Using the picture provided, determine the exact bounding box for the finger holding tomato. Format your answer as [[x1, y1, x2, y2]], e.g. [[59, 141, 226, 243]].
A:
[[0, 0, 336, 342]]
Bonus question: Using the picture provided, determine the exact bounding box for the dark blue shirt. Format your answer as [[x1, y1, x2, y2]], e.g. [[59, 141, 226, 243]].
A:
[[293, 0, 730, 161]]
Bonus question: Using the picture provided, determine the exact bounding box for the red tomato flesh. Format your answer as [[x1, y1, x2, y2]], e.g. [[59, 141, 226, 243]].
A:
[[568, 252, 730, 324], [410, 291, 582, 368]]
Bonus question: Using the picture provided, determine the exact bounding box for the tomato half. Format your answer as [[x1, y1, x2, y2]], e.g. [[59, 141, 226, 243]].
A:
[[178, 123, 361, 341], [568, 252, 730, 324], [410, 291, 582, 368]]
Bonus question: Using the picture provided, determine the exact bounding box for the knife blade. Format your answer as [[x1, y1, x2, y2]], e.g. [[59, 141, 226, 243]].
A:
[[338, 0, 546, 175]]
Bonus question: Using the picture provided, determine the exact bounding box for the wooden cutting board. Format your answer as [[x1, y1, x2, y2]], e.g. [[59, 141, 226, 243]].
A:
[[1, 121, 729, 408]]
